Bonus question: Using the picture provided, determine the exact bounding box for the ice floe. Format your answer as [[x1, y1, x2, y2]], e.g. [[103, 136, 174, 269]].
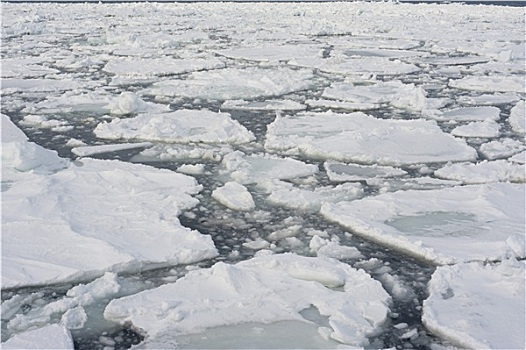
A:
[[212, 181, 256, 212], [451, 119, 500, 138], [449, 75, 525, 93], [321, 80, 428, 112], [509, 100, 525, 133], [324, 161, 407, 182], [265, 111, 477, 166], [430, 106, 500, 122], [104, 253, 391, 348], [214, 44, 323, 63], [479, 138, 525, 160], [221, 99, 306, 111], [434, 160, 525, 184], [423, 259, 525, 349], [321, 183, 525, 265], [1, 324, 74, 350], [71, 142, 153, 157], [141, 67, 317, 100], [3, 120, 217, 287], [94, 109, 255, 144]]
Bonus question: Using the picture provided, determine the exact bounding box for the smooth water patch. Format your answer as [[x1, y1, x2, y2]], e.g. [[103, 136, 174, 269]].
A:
[[385, 212, 481, 237]]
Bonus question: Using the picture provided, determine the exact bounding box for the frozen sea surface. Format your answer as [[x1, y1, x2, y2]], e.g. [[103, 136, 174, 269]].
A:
[[1, 1, 524, 349]]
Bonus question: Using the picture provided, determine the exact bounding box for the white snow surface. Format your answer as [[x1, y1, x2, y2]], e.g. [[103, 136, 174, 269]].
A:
[[423, 259, 525, 349], [212, 181, 256, 211], [265, 111, 477, 166], [434, 160, 525, 184], [94, 109, 255, 144], [2, 122, 218, 287], [104, 253, 391, 347], [509, 100, 525, 133], [1, 324, 74, 350], [141, 67, 316, 100], [321, 183, 525, 265]]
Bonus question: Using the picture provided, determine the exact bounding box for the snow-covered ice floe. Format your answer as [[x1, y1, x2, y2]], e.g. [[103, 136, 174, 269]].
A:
[[2, 116, 217, 288], [434, 160, 525, 184], [265, 111, 477, 166], [321, 183, 525, 265], [104, 253, 391, 348], [1, 324, 74, 350], [423, 259, 525, 349], [94, 109, 255, 144]]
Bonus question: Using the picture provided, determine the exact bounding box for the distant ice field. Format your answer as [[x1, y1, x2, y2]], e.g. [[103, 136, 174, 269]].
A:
[[1, 1, 524, 350]]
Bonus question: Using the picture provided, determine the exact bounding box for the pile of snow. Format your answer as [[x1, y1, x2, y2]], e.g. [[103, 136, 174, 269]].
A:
[[94, 109, 255, 144], [141, 67, 316, 100], [321, 183, 525, 265], [104, 254, 391, 348], [265, 111, 477, 166], [423, 259, 525, 349]]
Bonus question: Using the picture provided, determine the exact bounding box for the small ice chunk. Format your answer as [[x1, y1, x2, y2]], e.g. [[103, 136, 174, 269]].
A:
[[509, 100, 525, 133], [423, 259, 525, 349], [61, 307, 87, 330], [451, 119, 500, 138], [176, 164, 206, 175], [309, 235, 363, 261], [435, 160, 525, 184], [1, 324, 73, 350], [211, 182, 256, 212]]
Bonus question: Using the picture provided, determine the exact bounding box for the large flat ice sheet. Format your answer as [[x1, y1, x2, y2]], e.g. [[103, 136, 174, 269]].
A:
[[423, 259, 525, 349], [265, 112, 477, 166], [321, 183, 525, 265], [104, 254, 391, 348]]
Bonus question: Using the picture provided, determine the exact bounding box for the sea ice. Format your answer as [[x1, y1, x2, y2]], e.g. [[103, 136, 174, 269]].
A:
[[265, 111, 477, 166], [434, 160, 525, 184], [104, 254, 391, 347], [103, 57, 225, 78], [214, 44, 323, 63], [3, 126, 217, 287], [450, 119, 500, 138], [71, 142, 153, 157], [221, 99, 306, 111], [449, 75, 525, 93], [94, 109, 255, 144], [423, 259, 525, 349], [141, 67, 317, 100], [430, 106, 500, 122], [321, 183, 525, 265], [321, 81, 427, 112], [220, 151, 318, 185], [509, 100, 525, 133], [479, 138, 525, 160], [324, 161, 407, 182], [2, 114, 68, 179], [211, 181, 256, 211], [1, 324, 73, 350]]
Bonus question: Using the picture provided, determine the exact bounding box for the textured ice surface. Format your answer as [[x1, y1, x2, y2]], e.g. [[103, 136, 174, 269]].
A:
[[265, 111, 477, 166], [104, 254, 391, 347], [1, 324, 74, 350], [423, 259, 525, 349], [321, 183, 525, 265], [3, 127, 217, 287], [94, 110, 255, 144], [141, 67, 317, 100]]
